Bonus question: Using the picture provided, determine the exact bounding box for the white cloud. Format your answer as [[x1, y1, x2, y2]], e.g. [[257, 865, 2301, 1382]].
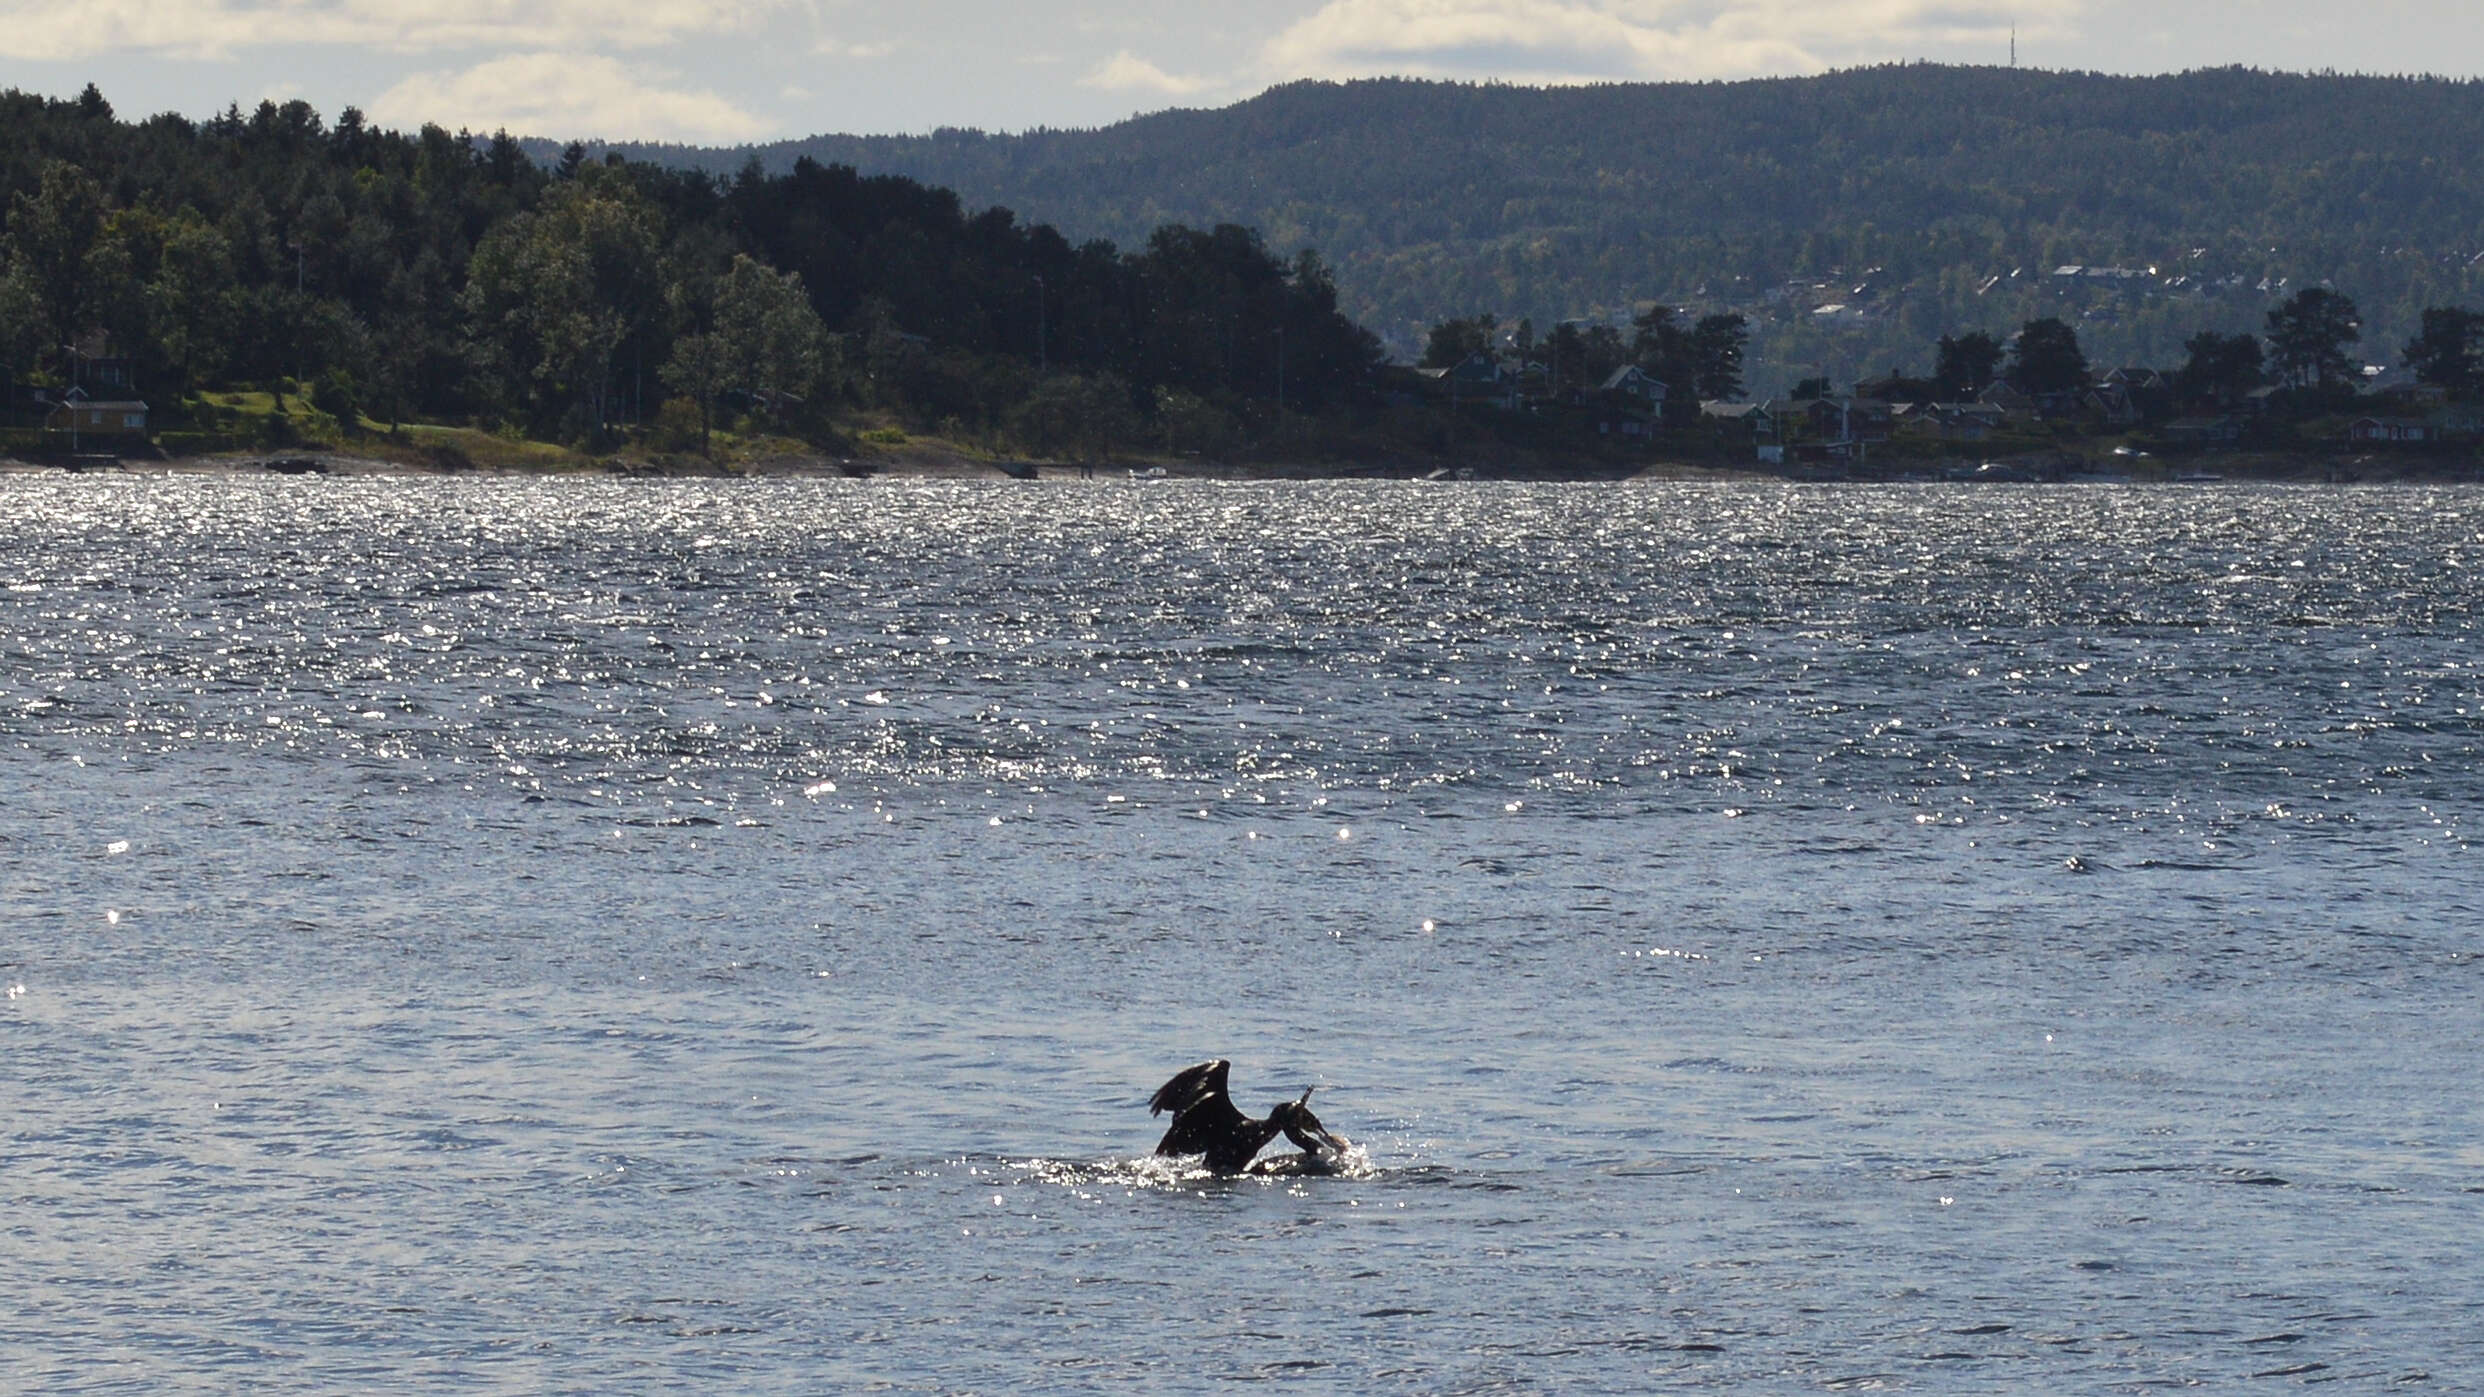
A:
[[814, 38, 898, 59], [1079, 49, 1218, 96], [371, 53, 774, 141], [1261, 0, 2068, 83], [0, 0, 782, 61]]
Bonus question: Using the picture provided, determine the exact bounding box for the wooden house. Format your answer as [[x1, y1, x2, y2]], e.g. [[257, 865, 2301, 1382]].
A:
[[44, 390, 149, 439]]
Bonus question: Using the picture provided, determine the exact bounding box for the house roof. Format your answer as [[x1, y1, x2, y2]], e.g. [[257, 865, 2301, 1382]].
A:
[[2361, 368, 2440, 396]]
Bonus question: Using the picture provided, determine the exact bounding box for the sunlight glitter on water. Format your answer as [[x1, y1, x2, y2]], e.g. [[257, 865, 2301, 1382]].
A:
[[2, 477, 2480, 1391]]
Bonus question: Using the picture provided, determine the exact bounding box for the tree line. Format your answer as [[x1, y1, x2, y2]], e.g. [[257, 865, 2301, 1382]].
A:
[[1421, 305, 1749, 425], [1423, 283, 2484, 418], [13, 82, 2484, 465], [0, 85, 1383, 456]]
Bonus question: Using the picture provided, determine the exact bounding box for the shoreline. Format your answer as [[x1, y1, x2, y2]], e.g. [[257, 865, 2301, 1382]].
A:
[[4, 445, 2480, 485]]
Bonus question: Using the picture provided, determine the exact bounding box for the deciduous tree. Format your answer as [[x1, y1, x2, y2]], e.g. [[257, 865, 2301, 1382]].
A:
[[1934, 331, 2002, 398], [1421, 313, 1494, 369], [463, 177, 661, 434], [2176, 330, 2263, 407], [2005, 317, 2088, 395], [2402, 306, 2483, 397], [659, 331, 727, 453], [713, 253, 831, 418], [4, 161, 108, 365], [146, 212, 237, 391]]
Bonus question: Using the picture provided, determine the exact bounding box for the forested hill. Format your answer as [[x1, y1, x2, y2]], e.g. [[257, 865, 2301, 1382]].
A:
[[568, 66, 2484, 384], [2, 87, 1380, 459]]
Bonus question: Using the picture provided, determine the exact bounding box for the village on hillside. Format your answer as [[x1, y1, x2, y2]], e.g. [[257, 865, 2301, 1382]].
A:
[[1395, 286, 2484, 478]]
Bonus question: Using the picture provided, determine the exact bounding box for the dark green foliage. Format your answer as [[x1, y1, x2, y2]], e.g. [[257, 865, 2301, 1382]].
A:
[[311, 366, 357, 427], [1, 89, 553, 412], [4, 161, 108, 354], [1629, 306, 1746, 420], [2177, 330, 2265, 405], [1690, 314, 1749, 401], [1009, 372, 1138, 458], [1629, 305, 1701, 425], [2402, 306, 2483, 395], [2264, 288, 2360, 391], [1542, 320, 1626, 394], [0, 88, 1381, 450], [592, 67, 2484, 382], [1934, 332, 2002, 399], [2006, 318, 2088, 395], [1421, 314, 1494, 368]]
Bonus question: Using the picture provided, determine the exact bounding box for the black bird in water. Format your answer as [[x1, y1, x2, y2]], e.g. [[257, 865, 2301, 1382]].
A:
[[1149, 1059, 1351, 1174]]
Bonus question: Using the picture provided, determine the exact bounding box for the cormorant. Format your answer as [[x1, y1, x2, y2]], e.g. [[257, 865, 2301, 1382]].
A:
[[1149, 1059, 1350, 1174]]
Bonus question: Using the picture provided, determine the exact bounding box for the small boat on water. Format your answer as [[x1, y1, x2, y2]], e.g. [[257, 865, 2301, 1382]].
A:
[[1128, 466, 1168, 482]]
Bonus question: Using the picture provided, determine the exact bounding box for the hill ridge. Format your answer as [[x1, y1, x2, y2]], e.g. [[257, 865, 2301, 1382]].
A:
[[535, 66, 2484, 387]]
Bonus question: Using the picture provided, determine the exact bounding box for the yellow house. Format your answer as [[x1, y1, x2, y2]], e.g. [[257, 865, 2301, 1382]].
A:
[[45, 396, 149, 437]]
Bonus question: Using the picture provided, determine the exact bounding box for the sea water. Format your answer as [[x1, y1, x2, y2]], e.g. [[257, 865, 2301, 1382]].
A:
[[3, 476, 2479, 1391]]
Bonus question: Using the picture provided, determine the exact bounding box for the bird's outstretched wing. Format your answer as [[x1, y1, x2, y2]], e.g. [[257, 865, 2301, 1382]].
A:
[[1149, 1058, 1245, 1158]]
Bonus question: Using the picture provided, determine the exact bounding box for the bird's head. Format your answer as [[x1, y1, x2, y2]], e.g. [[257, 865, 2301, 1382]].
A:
[[1270, 1087, 1350, 1156]]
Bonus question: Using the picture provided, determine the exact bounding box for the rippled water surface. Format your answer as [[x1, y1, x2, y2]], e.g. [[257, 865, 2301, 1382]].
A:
[[5, 477, 2481, 1391]]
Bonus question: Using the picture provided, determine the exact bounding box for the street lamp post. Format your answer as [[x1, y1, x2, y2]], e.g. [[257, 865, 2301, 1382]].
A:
[[58, 343, 84, 453]]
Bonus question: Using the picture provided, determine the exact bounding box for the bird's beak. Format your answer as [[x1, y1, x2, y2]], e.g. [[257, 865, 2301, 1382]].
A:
[[1292, 1097, 1350, 1155]]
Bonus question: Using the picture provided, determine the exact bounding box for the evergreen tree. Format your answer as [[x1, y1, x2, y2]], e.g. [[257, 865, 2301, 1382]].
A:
[[1690, 313, 1748, 401], [2264, 288, 2360, 391]]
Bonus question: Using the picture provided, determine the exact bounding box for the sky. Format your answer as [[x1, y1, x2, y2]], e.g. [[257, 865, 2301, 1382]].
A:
[[0, 0, 2474, 145]]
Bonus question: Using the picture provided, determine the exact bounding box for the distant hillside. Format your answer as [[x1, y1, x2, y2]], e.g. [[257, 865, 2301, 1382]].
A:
[[554, 67, 2484, 390]]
